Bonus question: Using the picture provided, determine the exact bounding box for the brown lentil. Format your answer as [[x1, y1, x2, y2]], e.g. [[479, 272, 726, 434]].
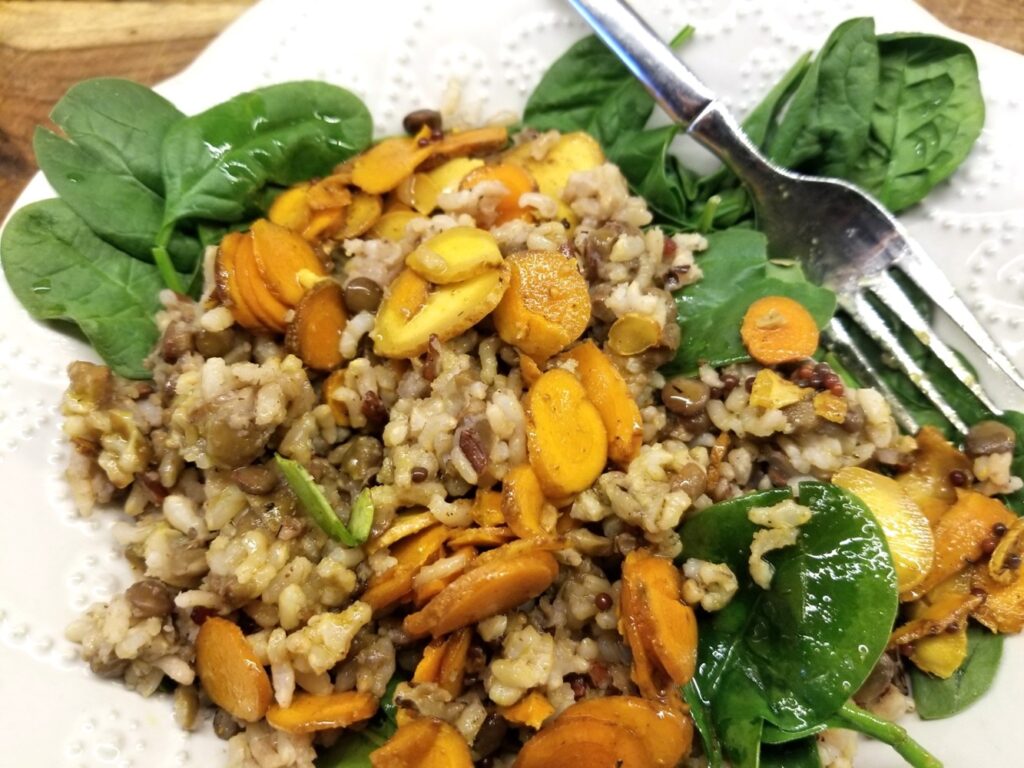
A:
[[594, 592, 613, 611], [343, 277, 384, 314], [661, 377, 710, 417], [402, 109, 443, 135], [125, 579, 174, 619], [231, 465, 278, 495], [965, 420, 1016, 457], [672, 463, 707, 500], [410, 466, 429, 483]]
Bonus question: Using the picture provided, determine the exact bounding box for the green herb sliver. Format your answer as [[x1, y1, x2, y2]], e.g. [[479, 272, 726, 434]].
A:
[[274, 455, 373, 547]]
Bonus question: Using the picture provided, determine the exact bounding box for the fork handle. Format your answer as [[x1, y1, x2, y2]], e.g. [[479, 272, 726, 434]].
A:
[[568, 0, 779, 189], [567, 0, 715, 125]]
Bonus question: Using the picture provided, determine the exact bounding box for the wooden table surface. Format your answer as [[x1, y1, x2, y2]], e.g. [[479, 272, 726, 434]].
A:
[[1, 0, 1022, 219]]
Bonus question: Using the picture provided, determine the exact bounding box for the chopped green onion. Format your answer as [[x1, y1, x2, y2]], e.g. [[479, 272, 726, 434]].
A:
[[274, 454, 373, 546], [696, 194, 722, 233], [350, 488, 374, 544]]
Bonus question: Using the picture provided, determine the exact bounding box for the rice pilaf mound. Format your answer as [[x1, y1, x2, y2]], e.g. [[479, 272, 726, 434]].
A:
[[61, 124, 1019, 768]]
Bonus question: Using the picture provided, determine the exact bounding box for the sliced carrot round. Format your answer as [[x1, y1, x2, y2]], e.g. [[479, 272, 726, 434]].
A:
[[286, 279, 348, 371], [740, 295, 819, 365], [251, 218, 327, 307], [236, 231, 289, 332], [558, 697, 693, 768], [215, 231, 265, 332], [370, 716, 473, 768], [512, 715, 653, 768], [493, 250, 591, 360]]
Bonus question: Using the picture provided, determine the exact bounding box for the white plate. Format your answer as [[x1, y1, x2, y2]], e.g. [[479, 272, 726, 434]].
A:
[[1, 0, 1022, 765]]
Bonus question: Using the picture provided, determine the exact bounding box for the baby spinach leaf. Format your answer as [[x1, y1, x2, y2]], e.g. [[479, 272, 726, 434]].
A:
[[742, 52, 815, 149], [769, 18, 880, 176], [158, 80, 372, 243], [911, 624, 1004, 720], [848, 34, 984, 212], [667, 229, 836, 374], [605, 125, 692, 226], [761, 737, 822, 768], [523, 34, 656, 140], [33, 78, 201, 271], [680, 483, 898, 767], [49, 77, 180, 194], [0, 199, 163, 379]]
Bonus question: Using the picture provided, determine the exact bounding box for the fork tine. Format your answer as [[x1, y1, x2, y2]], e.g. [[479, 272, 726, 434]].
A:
[[868, 271, 1003, 416], [823, 315, 920, 435], [896, 251, 1024, 394], [840, 292, 969, 434]]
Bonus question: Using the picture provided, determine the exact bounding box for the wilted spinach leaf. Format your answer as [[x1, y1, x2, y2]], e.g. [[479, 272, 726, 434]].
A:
[[680, 483, 898, 767], [761, 737, 822, 768], [667, 229, 836, 374], [911, 624, 1004, 720], [0, 199, 163, 378], [33, 78, 201, 271]]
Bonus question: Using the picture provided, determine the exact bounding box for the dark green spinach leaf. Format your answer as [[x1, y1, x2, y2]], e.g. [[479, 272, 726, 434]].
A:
[[667, 229, 836, 374], [911, 624, 1003, 720], [849, 34, 984, 212], [523, 33, 657, 140], [157, 81, 372, 266], [0, 199, 163, 378], [605, 125, 692, 226], [768, 18, 880, 176], [761, 737, 822, 768], [680, 483, 898, 767], [33, 78, 200, 271]]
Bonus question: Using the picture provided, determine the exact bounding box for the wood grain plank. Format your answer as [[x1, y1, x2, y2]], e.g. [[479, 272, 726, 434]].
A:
[[0, 1, 251, 49], [917, 0, 1024, 55], [0, 0, 254, 215]]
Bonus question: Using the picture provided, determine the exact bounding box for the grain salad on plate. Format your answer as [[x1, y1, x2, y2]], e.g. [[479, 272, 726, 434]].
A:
[[3, 14, 1024, 768]]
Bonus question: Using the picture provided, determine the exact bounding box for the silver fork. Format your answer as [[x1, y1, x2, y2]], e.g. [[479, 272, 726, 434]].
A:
[[568, 0, 1024, 434]]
